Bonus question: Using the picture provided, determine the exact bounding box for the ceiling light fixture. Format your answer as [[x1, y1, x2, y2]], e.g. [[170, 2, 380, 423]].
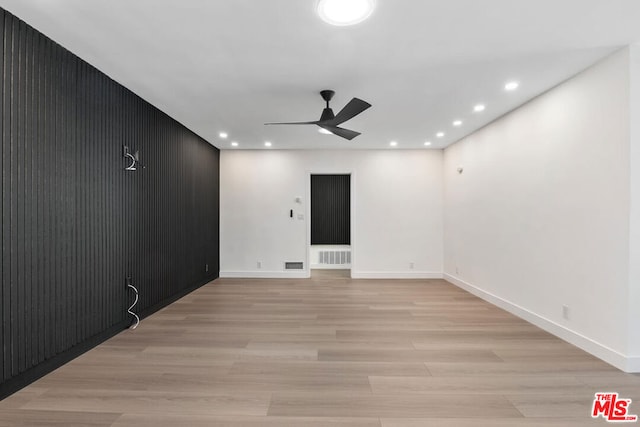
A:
[[316, 0, 376, 26], [424, 141, 432, 146], [473, 104, 485, 112], [231, 142, 238, 147], [436, 132, 445, 138], [452, 120, 462, 127], [219, 132, 228, 139], [390, 141, 398, 147], [505, 81, 519, 91], [264, 141, 272, 147]]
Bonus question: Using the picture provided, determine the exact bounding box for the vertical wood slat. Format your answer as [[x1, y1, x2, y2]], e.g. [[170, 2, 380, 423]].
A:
[[0, 8, 220, 399], [52, 31, 61, 356], [41, 35, 51, 362], [23, 19, 33, 371], [35, 31, 45, 364], [9, 14, 18, 377], [16, 18, 26, 374], [0, 9, 5, 383]]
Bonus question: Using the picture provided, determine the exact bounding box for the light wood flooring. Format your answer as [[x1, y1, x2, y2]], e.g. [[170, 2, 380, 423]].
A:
[[1, 271, 639, 426]]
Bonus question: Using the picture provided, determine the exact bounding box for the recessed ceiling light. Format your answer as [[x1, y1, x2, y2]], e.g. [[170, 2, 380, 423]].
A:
[[389, 141, 398, 147], [231, 141, 238, 147], [505, 81, 519, 91], [318, 128, 333, 134], [436, 132, 445, 138], [424, 141, 432, 146], [452, 120, 462, 127], [316, 0, 376, 26], [264, 141, 272, 147], [473, 104, 485, 112], [219, 132, 228, 139]]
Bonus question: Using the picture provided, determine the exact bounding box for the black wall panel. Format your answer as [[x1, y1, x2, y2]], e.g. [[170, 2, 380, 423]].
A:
[[0, 8, 220, 398], [311, 174, 350, 245]]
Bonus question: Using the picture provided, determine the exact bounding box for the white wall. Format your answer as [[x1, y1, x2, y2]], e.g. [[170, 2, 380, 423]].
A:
[[629, 45, 640, 362], [220, 150, 443, 278], [444, 48, 638, 371]]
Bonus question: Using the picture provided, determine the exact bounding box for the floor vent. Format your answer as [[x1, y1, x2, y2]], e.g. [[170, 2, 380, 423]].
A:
[[318, 250, 351, 265], [285, 262, 304, 270]]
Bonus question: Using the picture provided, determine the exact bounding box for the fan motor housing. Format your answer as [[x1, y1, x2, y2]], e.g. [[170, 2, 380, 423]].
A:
[[320, 108, 335, 121]]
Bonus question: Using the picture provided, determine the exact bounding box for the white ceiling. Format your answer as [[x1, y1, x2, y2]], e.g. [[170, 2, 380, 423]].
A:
[[1, 0, 639, 150]]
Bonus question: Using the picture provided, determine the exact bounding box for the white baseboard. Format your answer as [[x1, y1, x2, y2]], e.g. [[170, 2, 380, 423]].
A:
[[220, 270, 310, 279], [351, 271, 443, 279], [221, 270, 442, 280], [444, 273, 638, 373]]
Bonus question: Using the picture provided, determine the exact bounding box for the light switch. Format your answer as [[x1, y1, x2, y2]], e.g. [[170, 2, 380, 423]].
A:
[[297, 214, 304, 220]]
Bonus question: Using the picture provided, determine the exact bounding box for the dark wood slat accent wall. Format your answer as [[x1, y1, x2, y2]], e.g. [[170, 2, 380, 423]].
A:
[[0, 8, 220, 398], [311, 174, 351, 245]]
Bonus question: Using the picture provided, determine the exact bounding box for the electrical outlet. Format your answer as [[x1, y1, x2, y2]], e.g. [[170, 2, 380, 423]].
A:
[[409, 262, 414, 269], [257, 261, 262, 269], [562, 305, 570, 320]]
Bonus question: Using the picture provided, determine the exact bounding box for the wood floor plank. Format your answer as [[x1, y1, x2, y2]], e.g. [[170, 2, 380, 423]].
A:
[[268, 392, 522, 418], [146, 372, 373, 394], [142, 345, 319, 361], [112, 415, 382, 427], [493, 348, 603, 363], [228, 360, 430, 377], [247, 340, 418, 351], [426, 361, 620, 376], [369, 375, 587, 395], [0, 409, 121, 427], [20, 388, 271, 416], [319, 348, 502, 363], [506, 394, 597, 418], [380, 418, 603, 427], [1, 272, 638, 426], [0, 387, 49, 410]]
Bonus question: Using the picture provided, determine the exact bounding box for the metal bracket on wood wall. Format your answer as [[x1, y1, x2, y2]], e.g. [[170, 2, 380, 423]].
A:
[[123, 145, 144, 171], [126, 277, 140, 330]]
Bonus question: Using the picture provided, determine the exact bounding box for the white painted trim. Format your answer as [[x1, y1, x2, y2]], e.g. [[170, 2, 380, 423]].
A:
[[220, 271, 310, 279], [351, 271, 443, 279], [444, 273, 638, 373]]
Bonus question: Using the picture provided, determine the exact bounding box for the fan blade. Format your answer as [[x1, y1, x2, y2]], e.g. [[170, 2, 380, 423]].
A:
[[327, 98, 371, 126], [318, 124, 361, 140], [265, 120, 319, 125]]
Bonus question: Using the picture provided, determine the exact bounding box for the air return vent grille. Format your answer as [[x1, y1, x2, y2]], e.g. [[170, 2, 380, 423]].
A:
[[318, 250, 351, 265], [285, 262, 304, 270]]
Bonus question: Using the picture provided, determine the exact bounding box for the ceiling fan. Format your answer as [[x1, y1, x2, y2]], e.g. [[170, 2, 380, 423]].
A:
[[265, 90, 371, 140]]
